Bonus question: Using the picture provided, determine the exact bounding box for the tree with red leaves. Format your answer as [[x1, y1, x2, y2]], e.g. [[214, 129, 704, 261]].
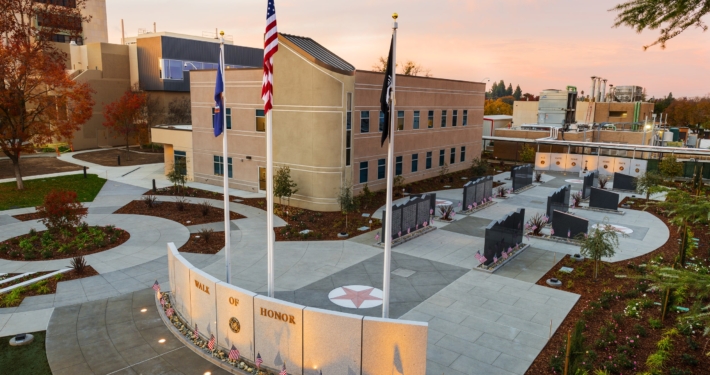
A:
[[36, 189, 86, 232], [102, 90, 148, 159], [0, 0, 95, 190]]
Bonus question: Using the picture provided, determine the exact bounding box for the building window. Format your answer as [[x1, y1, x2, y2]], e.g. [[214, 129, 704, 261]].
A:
[[213, 107, 232, 130], [213, 156, 232, 178], [360, 111, 370, 133], [359, 161, 368, 183], [450, 147, 456, 164], [426, 151, 432, 169], [256, 109, 265, 132], [609, 111, 628, 118], [463, 110, 468, 126], [413, 111, 420, 129], [174, 150, 186, 175], [439, 149, 445, 166], [346, 93, 352, 166], [428, 110, 434, 128], [452, 110, 458, 127], [160, 59, 185, 80], [441, 110, 447, 127], [395, 156, 403, 176], [460, 146, 466, 162], [411, 154, 418, 173], [379, 111, 385, 132], [378, 159, 385, 179], [397, 111, 404, 131]]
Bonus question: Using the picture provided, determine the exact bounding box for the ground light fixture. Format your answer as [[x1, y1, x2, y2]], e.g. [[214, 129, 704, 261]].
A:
[[204, 372, 211, 375], [140, 308, 147, 312], [158, 339, 166, 343]]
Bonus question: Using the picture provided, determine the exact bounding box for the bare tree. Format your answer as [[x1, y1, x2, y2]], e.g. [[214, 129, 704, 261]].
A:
[[401, 60, 432, 77], [166, 96, 192, 124]]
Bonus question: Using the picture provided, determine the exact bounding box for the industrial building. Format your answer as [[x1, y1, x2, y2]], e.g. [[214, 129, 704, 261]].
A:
[[152, 33, 484, 211]]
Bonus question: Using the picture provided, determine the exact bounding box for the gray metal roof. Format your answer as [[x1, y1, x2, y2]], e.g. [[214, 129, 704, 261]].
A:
[[280, 33, 355, 72]]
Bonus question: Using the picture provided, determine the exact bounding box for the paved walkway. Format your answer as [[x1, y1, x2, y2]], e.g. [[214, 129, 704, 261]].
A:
[[45, 288, 230, 375]]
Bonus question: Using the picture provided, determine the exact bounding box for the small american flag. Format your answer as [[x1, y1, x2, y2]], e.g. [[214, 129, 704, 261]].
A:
[[207, 334, 216, 351], [375, 232, 380, 242], [468, 204, 472, 210], [474, 251, 482, 262], [480, 255, 487, 263], [193, 324, 199, 340], [493, 255, 498, 263], [166, 307, 174, 317], [568, 229, 571, 238], [407, 228, 410, 234], [228, 345, 240, 361], [256, 353, 263, 369], [262, 0, 278, 113], [280, 364, 287, 375], [160, 298, 166, 307], [430, 208, 433, 215], [398, 231, 401, 237], [423, 221, 428, 227], [550, 228, 555, 236], [152, 280, 160, 292], [502, 252, 508, 260], [473, 202, 477, 208]]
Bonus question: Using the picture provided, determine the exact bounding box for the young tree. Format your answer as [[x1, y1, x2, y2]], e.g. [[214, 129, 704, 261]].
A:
[[0, 0, 94, 190], [273, 166, 298, 209], [519, 144, 536, 163], [166, 157, 187, 194], [658, 154, 684, 180], [336, 184, 357, 234], [610, 0, 710, 49], [656, 190, 710, 266], [36, 190, 86, 232], [102, 90, 148, 159], [166, 96, 192, 124], [577, 219, 623, 279], [635, 171, 664, 201], [513, 85, 522, 100]]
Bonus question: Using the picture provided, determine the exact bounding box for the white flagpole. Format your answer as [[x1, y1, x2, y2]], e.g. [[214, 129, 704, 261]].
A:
[[220, 31, 231, 284], [266, 110, 274, 297], [382, 13, 398, 319]]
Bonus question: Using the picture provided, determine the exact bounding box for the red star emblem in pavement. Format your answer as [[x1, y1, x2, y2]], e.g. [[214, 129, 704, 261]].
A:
[[331, 287, 382, 308]]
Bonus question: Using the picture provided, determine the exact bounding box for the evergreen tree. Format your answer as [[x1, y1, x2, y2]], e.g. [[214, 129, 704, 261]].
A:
[[513, 85, 522, 100], [506, 83, 513, 96], [490, 82, 499, 99], [496, 80, 506, 98]]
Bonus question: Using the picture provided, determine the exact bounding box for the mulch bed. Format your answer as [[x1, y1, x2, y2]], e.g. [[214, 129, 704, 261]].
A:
[[0, 226, 129, 261], [114, 200, 244, 226], [525, 199, 710, 374], [147, 186, 226, 200], [73, 148, 164, 167], [12, 208, 89, 222], [179, 232, 225, 254], [0, 272, 51, 289], [0, 157, 83, 179], [0, 267, 99, 308]]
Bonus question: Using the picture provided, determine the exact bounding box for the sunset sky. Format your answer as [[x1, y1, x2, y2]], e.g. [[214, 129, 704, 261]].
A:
[[106, 0, 710, 98]]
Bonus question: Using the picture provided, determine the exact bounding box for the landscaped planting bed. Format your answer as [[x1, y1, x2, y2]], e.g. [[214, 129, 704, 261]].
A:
[[0, 225, 129, 261], [0, 266, 98, 307], [179, 232, 225, 254], [114, 199, 244, 226], [12, 208, 88, 222], [525, 203, 710, 374]]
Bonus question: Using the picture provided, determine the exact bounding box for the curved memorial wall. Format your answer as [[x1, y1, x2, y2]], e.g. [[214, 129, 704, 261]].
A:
[[166, 243, 427, 375]]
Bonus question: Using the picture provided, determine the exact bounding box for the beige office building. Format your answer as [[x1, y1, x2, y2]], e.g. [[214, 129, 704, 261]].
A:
[[158, 33, 483, 211]]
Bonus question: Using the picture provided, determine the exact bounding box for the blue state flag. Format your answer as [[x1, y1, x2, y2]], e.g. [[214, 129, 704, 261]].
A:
[[213, 52, 225, 137]]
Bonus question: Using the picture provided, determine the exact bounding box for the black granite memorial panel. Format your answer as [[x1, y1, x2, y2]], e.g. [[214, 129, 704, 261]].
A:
[[383, 194, 436, 240], [462, 176, 493, 209], [582, 171, 596, 199], [546, 184, 571, 222], [589, 187, 619, 211], [511, 164, 533, 191], [483, 208, 525, 265], [613, 172, 637, 191], [551, 210, 588, 239]]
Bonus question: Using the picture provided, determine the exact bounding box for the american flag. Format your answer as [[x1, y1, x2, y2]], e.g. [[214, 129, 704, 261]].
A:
[[228, 345, 240, 361], [502, 252, 508, 260], [280, 364, 287, 375], [375, 232, 380, 242], [256, 353, 263, 369], [193, 324, 199, 340], [493, 255, 498, 263], [207, 334, 216, 351], [568, 229, 571, 238], [480, 255, 487, 263], [160, 298, 165, 307], [474, 251, 482, 262], [152, 280, 160, 292], [166, 307, 174, 318], [262, 0, 278, 113]]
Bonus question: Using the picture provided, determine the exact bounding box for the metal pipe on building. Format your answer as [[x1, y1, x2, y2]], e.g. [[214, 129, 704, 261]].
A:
[[601, 79, 607, 102], [596, 78, 603, 102], [121, 19, 125, 45], [609, 85, 614, 102], [590, 76, 597, 101]]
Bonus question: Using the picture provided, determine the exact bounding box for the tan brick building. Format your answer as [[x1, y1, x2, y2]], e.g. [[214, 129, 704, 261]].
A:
[[160, 33, 484, 211]]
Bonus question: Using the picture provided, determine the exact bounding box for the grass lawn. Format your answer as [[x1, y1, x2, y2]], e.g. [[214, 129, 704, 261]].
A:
[[0, 331, 52, 375], [0, 174, 106, 210]]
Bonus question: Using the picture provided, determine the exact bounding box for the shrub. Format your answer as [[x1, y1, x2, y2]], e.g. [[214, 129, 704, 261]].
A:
[[649, 318, 662, 329], [198, 228, 214, 243], [1, 287, 24, 307], [71, 256, 87, 274], [572, 191, 583, 207], [470, 158, 489, 177], [30, 280, 51, 294], [35, 190, 86, 231], [497, 185, 507, 197], [659, 154, 683, 180], [681, 353, 698, 366], [534, 171, 543, 183], [54, 273, 64, 281], [22, 249, 37, 260], [520, 143, 535, 163], [634, 324, 648, 337], [438, 205, 454, 220], [525, 213, 547, 236], [597, 175, 610, 189], [143, 194, 157, 208], [41, 249, 53, 259], [199, 201, 212, 216], [669, 368, 692, 375], [175, 197, 187, 211]]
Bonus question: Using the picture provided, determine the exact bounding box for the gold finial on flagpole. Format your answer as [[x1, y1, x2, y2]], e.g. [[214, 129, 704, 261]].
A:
[[220, 30, 225, 36], [392, 13, 398, 20]]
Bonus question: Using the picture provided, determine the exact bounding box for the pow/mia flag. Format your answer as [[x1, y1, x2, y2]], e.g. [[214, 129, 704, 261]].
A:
[[379, 36, 394, 147]]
